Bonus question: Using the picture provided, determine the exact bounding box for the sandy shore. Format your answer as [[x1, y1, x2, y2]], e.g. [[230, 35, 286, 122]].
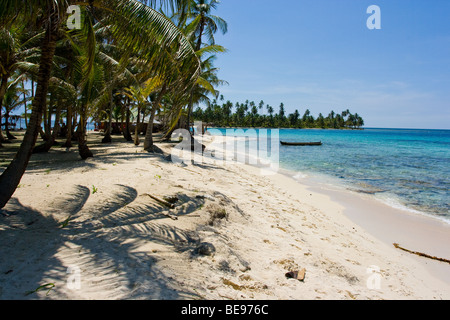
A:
[[303, 176, 450, 286], [0, 132, 449, 300]]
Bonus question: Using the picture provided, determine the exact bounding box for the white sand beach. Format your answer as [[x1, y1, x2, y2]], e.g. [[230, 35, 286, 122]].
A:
[[0, 132, 449, 300]]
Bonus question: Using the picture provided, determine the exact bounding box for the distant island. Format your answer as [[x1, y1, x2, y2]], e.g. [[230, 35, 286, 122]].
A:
[[193, 98, 364, 129]]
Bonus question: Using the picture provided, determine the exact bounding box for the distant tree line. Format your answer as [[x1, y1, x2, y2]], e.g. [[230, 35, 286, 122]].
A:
[[193, 97, 365, 129]]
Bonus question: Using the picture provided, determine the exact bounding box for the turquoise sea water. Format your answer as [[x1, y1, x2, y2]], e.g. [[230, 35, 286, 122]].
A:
[[210, 128, 450, 223]]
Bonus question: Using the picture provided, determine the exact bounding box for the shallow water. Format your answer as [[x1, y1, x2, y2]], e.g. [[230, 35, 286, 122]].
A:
[[210, 128, 450, 223]]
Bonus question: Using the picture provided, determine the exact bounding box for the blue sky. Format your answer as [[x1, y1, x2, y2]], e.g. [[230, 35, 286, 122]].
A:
[[210, 0, 450, 129]]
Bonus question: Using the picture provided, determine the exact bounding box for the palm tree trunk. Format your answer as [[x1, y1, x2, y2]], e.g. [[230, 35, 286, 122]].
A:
[[71, 110, 78, 141], [144, 106, 158, 151], [123, 103, 132, 141], [0, 102, 2, 145], [33, 101, 62, 153], [162, 111, 181, 142], [29, 78, 35, 128], [196, 19, 205, 52], [0, 17, 59, 209], [42, 95, 49, 140], [24, 79, 28, 127], [5, 107, 16, 140], [62, 103, 73, 148], [102, 102, 112, 143], [42, 94, 52, 141], [0, 99, 4, 143], [46, 101, 52, 138], [134, 105, 140, 146], [185, 89, 195, 132], [77, 106, 93, 160], [186, 18, 204, 134], [120, 106, 125, 135], [144, 84, 167, 151], [0, 95, 3, 147], [0, 74, 10, 143], [38, 126, 47, 140]]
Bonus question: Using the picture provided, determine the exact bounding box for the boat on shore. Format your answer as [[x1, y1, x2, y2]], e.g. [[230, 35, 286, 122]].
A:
[[280, 141, 323, 146]]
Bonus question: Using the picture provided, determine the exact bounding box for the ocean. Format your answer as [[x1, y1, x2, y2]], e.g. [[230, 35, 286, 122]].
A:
[[208, 128, 450, 224]]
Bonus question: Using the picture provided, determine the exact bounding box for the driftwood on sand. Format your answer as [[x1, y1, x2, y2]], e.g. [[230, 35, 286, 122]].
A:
[[393, 243, 450, 265], [143, 193, 179, 220], [144, 193, 176, 209]]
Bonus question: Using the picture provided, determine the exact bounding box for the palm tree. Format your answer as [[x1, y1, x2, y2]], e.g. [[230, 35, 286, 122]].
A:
[[288, 109, 300, 128], [1, 76, 29, 139], [183, 0, 227, 133], [122, 77, 158, 145], [266, 104, 274, 127], [258, 100, 264, 111], [316, 112, 325, 129], [32, 34, 83, 153], [341, 109, 350, 119], [158, 44, 226, 145], [0, 23, 40, 143], [140, 43, 209, 151], [93, 43, 137, 144], [222, 100, 232, 126], [0, 1, 62, 208], [189, 0, 228, 51], [335, 113, 344, 128], [0, 0, 201, 209], [347, 112, 356, 129], [356, 114, 364, 129], [276, 103, 286, 127], [250, 102, 258, 127], [144, 82, 167, 151]]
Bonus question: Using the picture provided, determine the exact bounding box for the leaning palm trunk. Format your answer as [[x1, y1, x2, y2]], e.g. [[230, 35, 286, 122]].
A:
[[4, 108, 17, 140], [134, 106, 141, 146], [62, 104, 73, 148], [0, 19, 59, 209], [33, 103, 62, 153], [185, 89, 195, 132], [1, 77, 17, 140], [0, 74, 9, 143], [77, 106, 93, 160], [144, 85, 167, 151], [44, 97, 53, 140], [0, 0, 200, 208], [0, 103, 5, 143], [123, 104, 132, 141], [23, 79, 28, 128], [77, 115, 94, 160], [102, 104, 113, 143]]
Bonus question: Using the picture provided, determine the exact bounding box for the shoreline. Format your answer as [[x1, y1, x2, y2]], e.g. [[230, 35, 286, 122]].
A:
[[203, 133, 450, 288], [205, 128, 450, 228], [237, 163, 450, 288], [278, 166, 450, 227], [273, 168, 450, 285], [0, 132, 449, 299]]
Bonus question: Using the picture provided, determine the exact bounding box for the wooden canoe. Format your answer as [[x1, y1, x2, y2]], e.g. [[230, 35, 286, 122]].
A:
[[280, 141, 322, 146]]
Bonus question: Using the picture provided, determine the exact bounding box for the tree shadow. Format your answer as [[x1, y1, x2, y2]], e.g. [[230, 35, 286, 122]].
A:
[[46, 185, 91, 220], [24, 148, 99, 175], [0, 184, 204, 300]]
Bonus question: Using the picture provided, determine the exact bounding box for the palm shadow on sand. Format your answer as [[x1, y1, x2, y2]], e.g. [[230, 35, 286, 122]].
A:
[[0, 184, 205, 300]]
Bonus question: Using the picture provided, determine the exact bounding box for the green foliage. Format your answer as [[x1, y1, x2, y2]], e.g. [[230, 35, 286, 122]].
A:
[[193, 99, 365, 130], [60, 216, 71, 228], [25, 283, 55, 296]]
